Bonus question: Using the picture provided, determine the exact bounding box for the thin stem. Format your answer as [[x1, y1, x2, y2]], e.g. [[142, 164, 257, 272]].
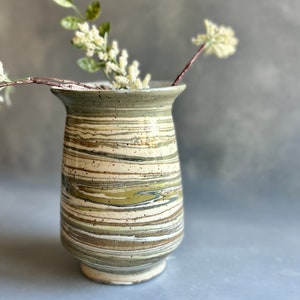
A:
[[171, 43, 206, 86], [0, 77, 103, 90], [72, 4, 85, 20]]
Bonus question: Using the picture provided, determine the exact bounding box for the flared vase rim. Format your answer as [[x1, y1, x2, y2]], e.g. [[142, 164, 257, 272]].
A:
[[50, 81, 186, 94]]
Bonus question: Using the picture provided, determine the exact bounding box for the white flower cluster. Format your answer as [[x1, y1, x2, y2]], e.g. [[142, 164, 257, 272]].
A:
[[73, 22, 151, 89], [73, 23, 106, 57], [192, 19, 238, 58], [107, 51, 151, 90]]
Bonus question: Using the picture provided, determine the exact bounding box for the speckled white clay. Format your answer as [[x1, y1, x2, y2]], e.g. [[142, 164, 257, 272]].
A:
[[51, 82, 186, 284]]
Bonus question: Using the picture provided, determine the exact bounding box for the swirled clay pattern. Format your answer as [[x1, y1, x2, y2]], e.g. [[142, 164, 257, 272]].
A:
[[52, 83, 186, 283]]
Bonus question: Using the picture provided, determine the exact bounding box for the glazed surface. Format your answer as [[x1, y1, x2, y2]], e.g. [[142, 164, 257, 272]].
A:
[[52, 85, 185, 281]]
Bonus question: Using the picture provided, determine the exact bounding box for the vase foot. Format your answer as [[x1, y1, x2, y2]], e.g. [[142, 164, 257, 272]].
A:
[[80, 260, 166, 285]]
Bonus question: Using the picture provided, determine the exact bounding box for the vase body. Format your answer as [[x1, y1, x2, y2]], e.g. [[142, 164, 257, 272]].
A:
[[51, 82, 186, 285]]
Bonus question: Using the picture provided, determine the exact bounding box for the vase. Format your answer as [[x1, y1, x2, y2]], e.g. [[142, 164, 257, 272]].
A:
[[51, 81, 186, 285]]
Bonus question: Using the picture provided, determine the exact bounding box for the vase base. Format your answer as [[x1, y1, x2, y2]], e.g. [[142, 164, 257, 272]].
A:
[[80, 260, 166, 285]]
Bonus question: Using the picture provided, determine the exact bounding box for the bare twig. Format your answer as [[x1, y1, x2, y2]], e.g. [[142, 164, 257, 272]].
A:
[[171, 43, 206, 86], [0, 77, 104, 90]]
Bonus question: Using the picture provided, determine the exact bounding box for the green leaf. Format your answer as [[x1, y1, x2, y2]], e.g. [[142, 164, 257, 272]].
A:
[[61, 16, 82, 30], [53, 0, 74, 8], [98, 22, 110, 37], [85, 1, 101, 21], [77, 57, 100, 73]]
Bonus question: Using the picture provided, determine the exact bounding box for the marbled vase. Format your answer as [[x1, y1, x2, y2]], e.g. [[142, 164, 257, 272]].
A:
[[51, 82, 186, 285]]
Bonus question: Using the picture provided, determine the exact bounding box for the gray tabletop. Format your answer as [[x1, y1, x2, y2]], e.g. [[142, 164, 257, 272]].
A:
[[1, 179, 299, 300]]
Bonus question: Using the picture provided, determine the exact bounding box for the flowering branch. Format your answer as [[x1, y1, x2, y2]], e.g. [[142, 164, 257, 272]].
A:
[[172, 19, 238, 86], [56, 0, 151, 90], [71, 22, 151, 90], [0, 2, 238, 106]]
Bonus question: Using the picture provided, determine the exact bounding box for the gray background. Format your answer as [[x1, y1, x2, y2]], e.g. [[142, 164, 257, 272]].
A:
[[1, 0, 300, 196], [1, 0, 300, 299]]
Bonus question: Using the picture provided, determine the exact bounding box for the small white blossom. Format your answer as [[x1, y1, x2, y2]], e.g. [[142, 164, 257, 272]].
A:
[[98, 51, 108, 61], [105, 61, 122, 74], [78, 22, 89, 33], [73, 22, 105, 57], [142, 73, 151, 87], [108, 41, 119, 60], [86, 43, 96, 57], [127, 60, 150, 89], [112, 49, 149, 89], [128, 61, 140, 82], [192, 19, 238, 58], [112, 75, 129, 89], [90, 26, 101, 43], [118, 50, 128, 74]]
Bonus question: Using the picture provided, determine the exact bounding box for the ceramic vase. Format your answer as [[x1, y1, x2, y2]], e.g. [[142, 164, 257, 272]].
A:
[[51, 82, 186, 285]]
